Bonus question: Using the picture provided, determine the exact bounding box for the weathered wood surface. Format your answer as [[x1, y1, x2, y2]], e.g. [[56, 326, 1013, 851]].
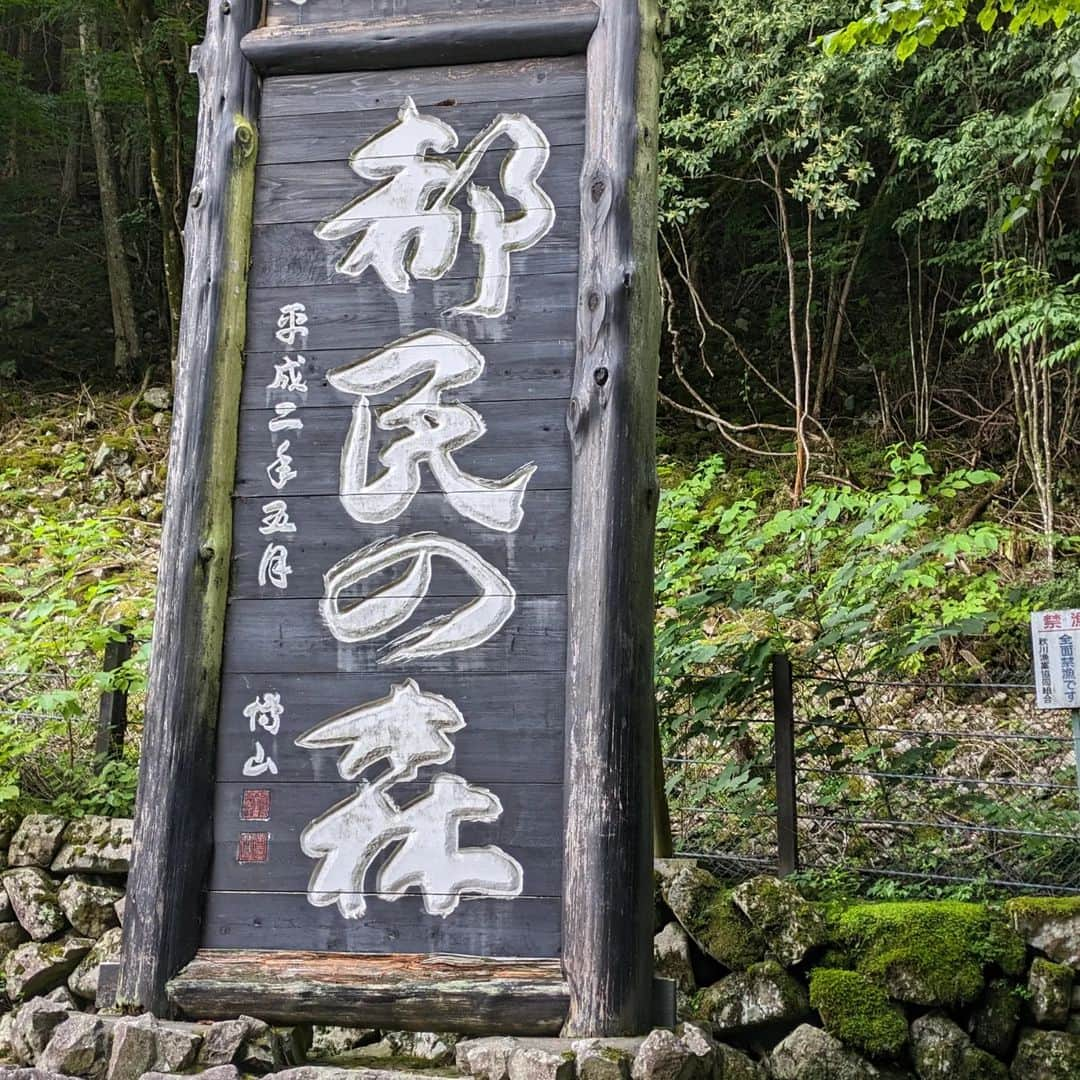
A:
[[266, 0, 554, 30], [246, 277, 578, 352], [230, 494, 571, 599], [208, 780, 562, 893], [257, 97, 584, 166], [243, 5, 599, 76], [239, 342, 573, 409], [233, 402, 570, 498], [253, 160, 582, 226], [251, 220, 581, 288], [561, 0, 662, 1035], [118, 0, 261, 1018], [221, 596, 566, 674], [217, 671, 565, 783], [261, 56, 584, 117], [199, 894, 562, 957], [169, 951, 569, 1033]]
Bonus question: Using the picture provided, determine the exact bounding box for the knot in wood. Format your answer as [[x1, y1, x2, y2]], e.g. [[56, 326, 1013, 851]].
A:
[[198, 543, 215, 562], [587, 291, 601, 313], [189, 187, 203, 209], [593, 367, 609, 387], [220, 1, 231, 13], [590, 177, 606, 203]]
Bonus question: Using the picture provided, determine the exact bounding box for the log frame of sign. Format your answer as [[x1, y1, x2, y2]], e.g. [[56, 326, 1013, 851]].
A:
[[119, 0, 663, 1038]]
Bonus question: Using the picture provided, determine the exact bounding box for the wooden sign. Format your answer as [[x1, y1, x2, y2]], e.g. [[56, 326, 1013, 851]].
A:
[[119, 0, 661, 1038]]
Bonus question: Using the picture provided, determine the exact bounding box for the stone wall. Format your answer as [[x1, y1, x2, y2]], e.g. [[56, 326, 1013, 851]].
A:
[[2, 825, 1078, 1080]]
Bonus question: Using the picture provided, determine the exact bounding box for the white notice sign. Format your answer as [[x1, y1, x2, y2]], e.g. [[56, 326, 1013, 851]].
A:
[[1031, 609, 1080, 710]]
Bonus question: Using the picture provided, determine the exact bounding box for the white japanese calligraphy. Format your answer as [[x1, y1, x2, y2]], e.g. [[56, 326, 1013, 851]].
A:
[[267, 440, 297, 490], [244, 692, 284, 736], [259, 499, 296, 536], [275, 302, 309, 346], [329, 330, 534, 532], [314, 97, 554, 318], [268, 355, 309, 394], [258, 543, 292, 590], [320, 532, 514, 664], [243, 740, 278, 778]]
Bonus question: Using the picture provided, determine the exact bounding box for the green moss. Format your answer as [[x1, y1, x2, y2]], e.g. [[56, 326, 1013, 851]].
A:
[[815, 947, 854, 970], [835, 901, 1026, 1008], [809, 968, 907, 1059], [1005, 896, 1080, 920], [687, 888, 766, 971]]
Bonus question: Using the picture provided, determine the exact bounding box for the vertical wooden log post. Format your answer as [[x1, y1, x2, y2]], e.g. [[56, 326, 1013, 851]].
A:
[[94, 625, 133, 760], [118, 0, 260, 1016], [772, 654, 799, 877], [562, 0, 662, 1037]]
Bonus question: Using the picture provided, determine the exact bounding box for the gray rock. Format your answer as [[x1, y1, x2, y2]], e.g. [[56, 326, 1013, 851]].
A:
[[9, 1000, 70, 1066], [237, 1018, 285, 1074], [147, 1019, 203, 1073], [67, 928, 121, 1002], [714, 1043, 769, 1080], [770, 1025, 880, 1080], [141, 1069, 238, 1080], [40, 991, 75, 1012], [1029, 958, 1073, 1028], [662, 866, 765, 972], [730, 876, 828, 967], [457, 1037, 521, 1080], [3, 939, 93, 1002], [7, 819, 66, 871], [572, 1039, 642, 1080], [38, 1014, 110, 1079], [109, 899, 122, 929], [383, 1029, 456, 1064], [0, 1069, 85, 1080], [1010, 1028, 1080, 1079], [655, 922, 696, 993], [0, 1012, 14, 1064], [696, 961, 810, 1035], [55, 879, 120, 940], [507, 1045, 575, 1080], [0, 870, 65, 942], [103, 1021, 155, 1080], [0, 921, 29, 957], [0, 883, 12, 922], [308, 1027, 378, 1061], [197, 1016, 267, 1069], [629, 1029, 708, 1080], [1007, 901, 1080, 969], [50, 820, 131, 876], [909, 1012, 1005, 1080], [969, 980, 1020, 1057], [142, 387, 172, 411]]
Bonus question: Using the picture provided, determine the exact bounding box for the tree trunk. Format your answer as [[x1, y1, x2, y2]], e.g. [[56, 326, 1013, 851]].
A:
[[61, 107, 84, 203], [79, 12, 141, 374], [117, 0, 186, 371]]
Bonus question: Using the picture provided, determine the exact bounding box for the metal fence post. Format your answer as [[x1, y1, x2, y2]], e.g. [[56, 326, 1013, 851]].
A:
[[95, 625, 133, 760], [772, 653, 799, 876]]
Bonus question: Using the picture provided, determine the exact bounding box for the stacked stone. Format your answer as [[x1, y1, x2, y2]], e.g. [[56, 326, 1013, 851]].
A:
[[0, 815, 132, 1008], [651, 859, 1080, 1079]]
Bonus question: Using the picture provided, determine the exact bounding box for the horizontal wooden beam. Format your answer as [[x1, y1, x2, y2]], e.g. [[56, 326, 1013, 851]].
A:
[[168, 950, 569, 1034], [240, 4, 600, 76]]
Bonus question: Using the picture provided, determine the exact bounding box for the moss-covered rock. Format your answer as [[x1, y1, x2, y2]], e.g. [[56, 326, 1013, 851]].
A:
[[695, 960, 810, 1035], [910, 1013, 1006, 1080], [833, 901, 1025, 1008], [1006, 897, 1080, 968], [808, 969, 906, 1059], [663, 866, 765, 972], [968, 979, 1020, 1057], [1010, 1028, 1080, 1080], [731, 876, 828, 967], [1028, 957, 1073, 1028]]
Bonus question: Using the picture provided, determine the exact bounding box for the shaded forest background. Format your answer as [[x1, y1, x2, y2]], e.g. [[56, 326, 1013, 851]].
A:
[[1, 1, 1079, 879]]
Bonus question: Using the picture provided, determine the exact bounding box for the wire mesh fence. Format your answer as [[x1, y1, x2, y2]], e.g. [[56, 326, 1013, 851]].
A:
[[663, 659, 1080, 894]]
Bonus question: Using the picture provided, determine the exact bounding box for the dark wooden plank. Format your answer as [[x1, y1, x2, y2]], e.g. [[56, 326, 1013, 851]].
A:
[[230, 492, 570, 599], [200, 892, 562, 957], [257, 97, 585, 166], [208, 780, 563, 895], [266, 0, 554, 31], [239, 342, 573, 409], [118, 0, 261, 1018], [169, 951, 569, 1034], [233, 401, 570, 498], [246, 276, 578, 352], [261, 56, 584, 118], [243, 5, 599, 76], [561, 0, 662, 1036], [221, 595, 567, 674], [253, 153, 583, 226], [217, 671, 565, 784]]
